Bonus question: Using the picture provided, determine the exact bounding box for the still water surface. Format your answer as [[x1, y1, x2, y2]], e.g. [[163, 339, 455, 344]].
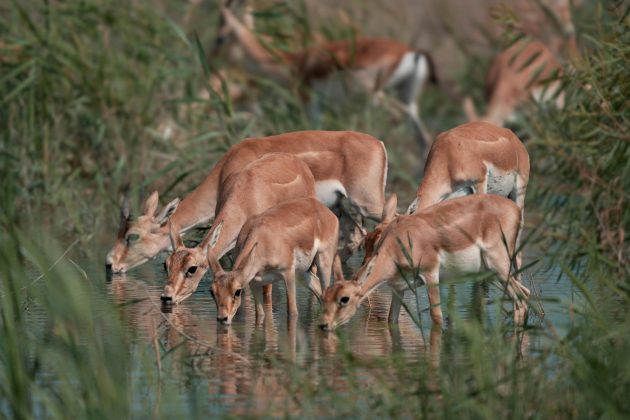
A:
[[29, 231, 578, 415]]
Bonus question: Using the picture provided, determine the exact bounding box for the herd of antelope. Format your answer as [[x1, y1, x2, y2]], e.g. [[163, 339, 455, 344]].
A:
[[106, 0, 577, 334]]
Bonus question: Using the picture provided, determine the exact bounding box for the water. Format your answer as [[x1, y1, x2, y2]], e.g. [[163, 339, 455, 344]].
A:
[[24, 230, 577, 415]]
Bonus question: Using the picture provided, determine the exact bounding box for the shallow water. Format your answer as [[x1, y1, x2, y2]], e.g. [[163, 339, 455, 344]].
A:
[[25, 229, 577, 415]]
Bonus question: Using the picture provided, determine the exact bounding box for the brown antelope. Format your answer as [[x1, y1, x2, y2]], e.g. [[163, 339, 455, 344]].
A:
[[407, 121, 529, 214], [320, 194, 531, 331], [106, 130, 387, 273], [462, 0, 580, 126], [364, 122, 529, 262], [161, 153, 316, 304], [463, 39, 564, 127], [215, 5, 438, 149], [210, 197, 342, 325]]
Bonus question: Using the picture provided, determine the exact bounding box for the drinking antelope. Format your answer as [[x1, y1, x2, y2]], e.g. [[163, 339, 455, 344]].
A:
[[106, 130, 387, 273], [210, 197, 342, 325], [161, 153, 316, 304], [215, 5, 438, 149], [320, 194, 531, 331]]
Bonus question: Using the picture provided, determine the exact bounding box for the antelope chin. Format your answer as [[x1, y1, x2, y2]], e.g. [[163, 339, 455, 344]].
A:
[[173, 291, 193, 304], [114, 256, 151, 274]]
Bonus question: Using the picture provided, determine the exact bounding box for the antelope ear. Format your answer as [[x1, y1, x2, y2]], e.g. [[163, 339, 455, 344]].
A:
[[143, 191, 160, 217], [382, 194, 398, 223], [356, 255, 378, 286], [208, 256, 224, 275], [156, 198, 180, 226], [239, 243, 259, 281], [168, 219, 184, 250], [332, 254, 344, 283], [242, 5, 255, 30], [117, 189, 131, 238], [120, 189, 130, 221], [205, 221, 224, 251]]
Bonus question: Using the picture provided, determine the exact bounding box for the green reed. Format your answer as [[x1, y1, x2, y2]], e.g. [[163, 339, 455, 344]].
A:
[[0, 0, 628, 417]]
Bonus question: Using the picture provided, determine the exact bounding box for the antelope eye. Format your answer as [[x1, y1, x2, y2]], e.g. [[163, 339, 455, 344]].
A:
[[186, 266, 198, 276], [127, 233, 140, 243], [339, 296, 350, 306], [234, 289, 242, 298]]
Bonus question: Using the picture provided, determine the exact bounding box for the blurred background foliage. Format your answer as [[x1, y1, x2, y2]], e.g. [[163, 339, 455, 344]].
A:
[[0, 0, 628, 417]]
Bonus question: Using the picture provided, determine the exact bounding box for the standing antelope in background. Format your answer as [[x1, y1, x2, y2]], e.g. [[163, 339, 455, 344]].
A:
[[161, 153, 316, 304], [320, 194, 531, 331], [211, 197, 342, 325], [215, 5, 438, 149], [106, 130, 387, 273], [363, 122, 529, 261]]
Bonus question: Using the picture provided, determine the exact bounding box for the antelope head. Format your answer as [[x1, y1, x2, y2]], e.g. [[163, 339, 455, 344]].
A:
[[319, 256, 378, 331], [210, 243, 258, 325], [106, 190, 180, 273], [160, 221, 223, 304]]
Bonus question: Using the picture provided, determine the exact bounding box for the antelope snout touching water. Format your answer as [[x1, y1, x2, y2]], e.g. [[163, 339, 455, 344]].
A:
[[210, 197, 342, 325], [320, 194, 530, 331]]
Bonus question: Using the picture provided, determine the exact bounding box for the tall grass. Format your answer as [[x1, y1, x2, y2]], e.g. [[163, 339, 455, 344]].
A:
[[0, 0, 628, 417]]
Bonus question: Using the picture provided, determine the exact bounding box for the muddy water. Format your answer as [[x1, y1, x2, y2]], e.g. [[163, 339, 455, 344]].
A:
[[81, 231, 576, 415]]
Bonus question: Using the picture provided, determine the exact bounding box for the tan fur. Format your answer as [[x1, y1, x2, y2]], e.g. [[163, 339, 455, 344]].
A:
[[106, 130, 386, 273], [320, 194, 531, 331], [464, 40, 563, 126], [161, 153, 315, 304], [211, 197, 340, 325], [411, 121, 530, 211], [364, 122, 529, 262]]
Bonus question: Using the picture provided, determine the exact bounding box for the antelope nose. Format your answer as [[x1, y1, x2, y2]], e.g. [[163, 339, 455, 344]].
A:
[[160, 295, 173, 303], [218, 316, 229, 324], [319, 323, 331, 331]]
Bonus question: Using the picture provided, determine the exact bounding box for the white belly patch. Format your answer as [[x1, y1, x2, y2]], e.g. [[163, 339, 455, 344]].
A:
[[439, 246, 483, 278], [315, 180, 347, 208], [293, 239, 320, 272]]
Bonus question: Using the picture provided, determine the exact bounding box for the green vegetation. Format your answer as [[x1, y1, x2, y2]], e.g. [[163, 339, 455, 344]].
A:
[[0, 0, 628, 417]]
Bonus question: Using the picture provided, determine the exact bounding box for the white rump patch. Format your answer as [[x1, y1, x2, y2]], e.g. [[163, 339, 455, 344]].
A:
[[386, 52, 428, 88], [315, 180, 347, 208], [486, 164, 517, 199]]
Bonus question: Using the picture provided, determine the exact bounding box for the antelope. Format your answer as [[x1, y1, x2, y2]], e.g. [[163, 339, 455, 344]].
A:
[[106, 130, 387, 273], [215, 5, 438, 149], [320, 194, 531, 331], [161, 153, 316, 304], [210, 197, 342, 325], [463, 39, 564, 127], [364, 122, 529, 262], [462, 0, 581, 126]]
